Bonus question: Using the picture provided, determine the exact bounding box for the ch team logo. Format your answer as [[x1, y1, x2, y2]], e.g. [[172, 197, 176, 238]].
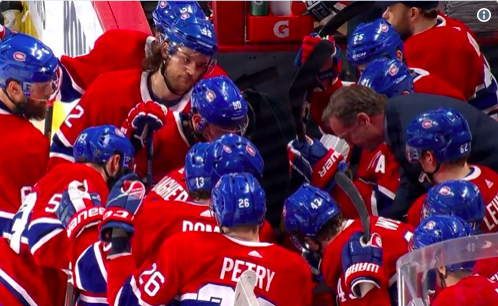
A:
[[206, 90, 216, 102], [388, 63, 399, 76], [380, 23, 389, 32], [439, 186, 451, 196], [159, 1, 167, 8], [181, 12, 190, 20], [246, 144, 256, 157], [13, 51, 26, 61], [421, 119, 433, 129], [223, 145, 232, 154], [424, 220, 436, 230]]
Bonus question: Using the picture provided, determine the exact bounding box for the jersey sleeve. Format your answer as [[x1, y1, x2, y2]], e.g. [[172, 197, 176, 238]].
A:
[[406, 194, 426, 228], [310, 78, 343, 132], [49, 74, 109, 170], [107, 235, 184, 306]]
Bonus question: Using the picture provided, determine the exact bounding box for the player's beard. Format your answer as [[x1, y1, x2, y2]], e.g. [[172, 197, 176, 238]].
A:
[[161, 58, 198, 96], [396, 20, 413, 41], [15, 97, 47, 120]]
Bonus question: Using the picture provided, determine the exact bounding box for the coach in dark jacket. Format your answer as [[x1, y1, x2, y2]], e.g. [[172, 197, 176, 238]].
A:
[[322, 85, 498, 220]]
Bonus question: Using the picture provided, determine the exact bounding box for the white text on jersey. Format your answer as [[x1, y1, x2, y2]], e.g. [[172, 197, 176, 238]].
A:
[[484, 193, 498, 231], [152, 177, 189, 202], [182, 220, 220, 233], [220, 257, 275, 292]]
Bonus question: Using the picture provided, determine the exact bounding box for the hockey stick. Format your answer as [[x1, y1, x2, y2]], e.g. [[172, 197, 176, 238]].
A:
[[233, 270, 259, 306], [144, 123, 154, 189], [335, 172, 371, 243], [44, 102, 54, 139], [288, 1, 374, 142]]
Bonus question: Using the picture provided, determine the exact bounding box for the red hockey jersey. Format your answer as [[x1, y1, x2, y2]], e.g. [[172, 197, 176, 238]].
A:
[[356, 142, 400, 217], [407, 165, 498, 233], [411, 67, 466, 101], [27, 163, 108, 271], [0, 239, 67, 306], [145, 166, 192, 203], [0, 105, 49, 232], [134, 111, 193, 182], [473, 257, 498, 282], [60, 29, 227, 94], [107, 232, 313, 306], [0, 163, 108, 306], [432, 275, 498, 306], [321, 217, 414, 305], [133, 196, 276, 268], [404, 16, 498, 111]]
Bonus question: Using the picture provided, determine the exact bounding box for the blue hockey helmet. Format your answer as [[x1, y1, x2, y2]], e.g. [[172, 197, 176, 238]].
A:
[[358, 58, 413, 98], [410, 215, 474, 272], [165, 13, 218, 58], [152, 1, 205, 36], [406, 107, 472, 164], [191, 76, 249, 137], [73, 125, 135, 171], [0, 33, 60, 101], [423, 180, 485, 232], [284, 183, 341, 239], [185, 134, 263, 194], [211, 173, 266, 228], [347, 18, 404, 67]]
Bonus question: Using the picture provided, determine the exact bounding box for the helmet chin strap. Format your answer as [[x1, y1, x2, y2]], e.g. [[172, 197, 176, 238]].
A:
[[424, 163, 441, 183]]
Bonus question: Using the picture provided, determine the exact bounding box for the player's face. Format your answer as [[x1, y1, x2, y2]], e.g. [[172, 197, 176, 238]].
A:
[[165, 46, 211, 94], [7, 82, 47, 120], [328, 114, 382, 151], [382, 4, 413, 41]]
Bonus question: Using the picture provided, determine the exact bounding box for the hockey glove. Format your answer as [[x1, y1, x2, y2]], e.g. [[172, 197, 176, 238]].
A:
[[294, 33, 342, 83], [99, 173, 146, 255], [57, 180, 104, 242], [341, 231, 387, 299], [122, 100, 167, 150], [287, 136, 347, 191]]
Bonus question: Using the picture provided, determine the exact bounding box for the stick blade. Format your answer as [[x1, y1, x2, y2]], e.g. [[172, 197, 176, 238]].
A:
[[234, 270, 259, 306], [335, 172, 371, 240]]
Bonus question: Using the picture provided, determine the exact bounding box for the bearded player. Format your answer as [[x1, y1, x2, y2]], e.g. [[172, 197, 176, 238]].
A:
[[0, 33, 61, 233], [0, 125, 134, 306], [50, 13, 223, 169]]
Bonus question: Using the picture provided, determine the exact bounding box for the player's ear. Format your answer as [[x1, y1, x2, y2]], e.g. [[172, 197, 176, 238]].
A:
[[108, 154, 121, 175], [357, 112, 371, 127], [396, 49, 404, 61], [161, 42, 170, 58], [6, 80, 21, 97]]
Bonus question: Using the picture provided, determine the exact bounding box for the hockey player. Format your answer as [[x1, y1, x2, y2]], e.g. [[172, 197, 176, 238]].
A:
[[405, 108, 498, 233], [50, 13, 221, 168], [420, 180, 485, 231], [59, 1, 225, 99], [381, 1, 498, 112], [58, 172, 313, 305], [347, 18, 466, 101], [411, 215, 498, 306], [0, 33, 60, 232], [123, 76, 248, 181], [0, 125, 134, 306], [52, 134, 275, 301], [284, 183, 414, 305]]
